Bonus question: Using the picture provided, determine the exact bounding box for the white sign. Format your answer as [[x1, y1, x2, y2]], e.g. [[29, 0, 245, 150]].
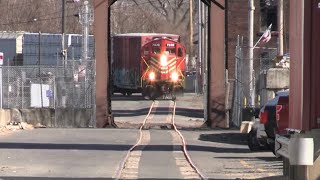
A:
[[73, 72, 79, 82], [30, 84, 50, 107], [0, 52, 3, 66]]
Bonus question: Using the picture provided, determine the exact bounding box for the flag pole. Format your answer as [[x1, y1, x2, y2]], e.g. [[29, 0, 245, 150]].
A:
[[253, 24, 272, 49]]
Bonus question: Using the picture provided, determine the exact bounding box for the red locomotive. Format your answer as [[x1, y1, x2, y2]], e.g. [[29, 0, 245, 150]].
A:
[[112, 33, 186, 99], [140, 38, 186, 99]]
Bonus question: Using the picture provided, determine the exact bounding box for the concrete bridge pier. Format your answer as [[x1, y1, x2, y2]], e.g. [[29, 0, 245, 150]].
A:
[[287, 0, 320, 179]]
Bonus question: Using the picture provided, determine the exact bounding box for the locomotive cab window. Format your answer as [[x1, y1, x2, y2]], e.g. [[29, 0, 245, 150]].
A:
[[152, 47, 161, 54], [165, 48, 176, 55], [144, 47, 149, 55], [178, 48, 183, 57]]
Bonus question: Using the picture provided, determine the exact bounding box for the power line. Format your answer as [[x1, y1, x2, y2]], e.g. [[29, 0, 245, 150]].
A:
[[0, 14, 78, 26], [0, 1, 78, 25], [0, 0, 64, 12]]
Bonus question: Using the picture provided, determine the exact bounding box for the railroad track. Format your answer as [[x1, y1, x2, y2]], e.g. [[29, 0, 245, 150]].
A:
[[114, 100, 207, 180]]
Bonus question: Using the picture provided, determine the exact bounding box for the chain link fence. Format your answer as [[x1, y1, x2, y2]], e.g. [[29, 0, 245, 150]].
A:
[[1, 59, 96, 127], [232, 35, 278, 127]]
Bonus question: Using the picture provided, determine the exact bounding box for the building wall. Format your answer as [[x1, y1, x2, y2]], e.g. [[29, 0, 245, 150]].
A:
[[227, 0, 290, 80]]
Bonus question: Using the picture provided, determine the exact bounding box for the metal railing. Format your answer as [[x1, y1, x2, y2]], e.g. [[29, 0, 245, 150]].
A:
[[275, 134, 290, 158]]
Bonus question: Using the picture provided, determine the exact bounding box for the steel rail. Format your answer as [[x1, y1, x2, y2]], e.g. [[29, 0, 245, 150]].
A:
[[114, 101, 156, 180], [171, 101, 208, 180], [115, 100, 207, 180]]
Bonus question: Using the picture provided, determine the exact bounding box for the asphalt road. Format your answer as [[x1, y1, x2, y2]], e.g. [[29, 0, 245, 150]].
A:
[[0, 128, 285, 180], [0, 93, 287, 179]]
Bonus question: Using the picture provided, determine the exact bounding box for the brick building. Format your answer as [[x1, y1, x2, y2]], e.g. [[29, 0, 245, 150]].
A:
[[227, 0, 290, 80]]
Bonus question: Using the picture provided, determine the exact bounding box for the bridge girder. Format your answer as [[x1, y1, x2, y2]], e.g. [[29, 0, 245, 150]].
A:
[[93, 0, 227, 128]]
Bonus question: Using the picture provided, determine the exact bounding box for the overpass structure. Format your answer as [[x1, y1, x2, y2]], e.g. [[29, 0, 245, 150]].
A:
[[93, 0, 227, 128], [283, 0, 320, 179], [92, 0, 320, 179]]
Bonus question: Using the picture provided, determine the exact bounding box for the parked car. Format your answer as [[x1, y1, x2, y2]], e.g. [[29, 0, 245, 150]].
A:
[[248, 90, 289, 153]]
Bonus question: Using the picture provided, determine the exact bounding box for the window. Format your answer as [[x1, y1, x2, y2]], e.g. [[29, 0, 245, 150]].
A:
[[165, 48, 176, 55], [152, 47, 161, 54], [260, 0, 278, 31], [178, 48, 183, 57], [144, 47, 149, 55]]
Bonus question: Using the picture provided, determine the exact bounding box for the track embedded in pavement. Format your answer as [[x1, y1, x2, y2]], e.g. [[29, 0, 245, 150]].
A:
[[114, 100, 207, 180]]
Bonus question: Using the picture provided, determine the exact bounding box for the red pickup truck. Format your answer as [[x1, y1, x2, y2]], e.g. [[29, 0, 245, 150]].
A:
[[248, 90, 289, 153]]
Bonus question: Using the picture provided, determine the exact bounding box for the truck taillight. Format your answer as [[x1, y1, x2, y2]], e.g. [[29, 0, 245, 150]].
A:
[[276, 105, 283, 121], [260, 110, 268, 124]]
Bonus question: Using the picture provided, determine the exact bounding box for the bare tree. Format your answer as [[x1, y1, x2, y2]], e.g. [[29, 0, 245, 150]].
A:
[[110, 0, 193, 53], [0, 0, 81, 34], [0, 0, 194, 54]]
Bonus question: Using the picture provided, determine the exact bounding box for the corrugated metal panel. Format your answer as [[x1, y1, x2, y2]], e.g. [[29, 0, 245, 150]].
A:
[[66, 34, 94, 60], [0, 32, 94, 66], [0, 39, 16, 65], [112, 36, 142, 90], [0, 32, 24, 65], [22, 33, 57, 65]]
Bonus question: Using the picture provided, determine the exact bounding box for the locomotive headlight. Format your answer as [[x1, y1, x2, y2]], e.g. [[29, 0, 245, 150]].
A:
[[149, 72, 156, 81], [160, 55, 168, 67], [171, 72, 179, 82]]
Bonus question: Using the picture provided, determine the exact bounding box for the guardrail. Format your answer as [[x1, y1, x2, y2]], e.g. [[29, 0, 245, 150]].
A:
[[275, 128, 301, 159], [275, 134, 290, 158], [275, 132, 314, 166]]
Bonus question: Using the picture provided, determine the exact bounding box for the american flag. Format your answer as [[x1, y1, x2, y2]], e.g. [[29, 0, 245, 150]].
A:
[[260, 24, 272, 44]]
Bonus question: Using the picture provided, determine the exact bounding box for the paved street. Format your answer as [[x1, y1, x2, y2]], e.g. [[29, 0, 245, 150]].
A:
[[0, 129, 285, 179], [0, 93, 286, 179]]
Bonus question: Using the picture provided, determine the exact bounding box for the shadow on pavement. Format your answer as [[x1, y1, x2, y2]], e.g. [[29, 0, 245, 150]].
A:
[[254, 176, 289, 180], [0, 142, 251, 153], [111, 94, 146, 101], [113, 107, 203, 118], [198, 133, 249, 145], [215, 156, 281, 162], [0, 178, 106, 180], [0, 176, 289, 180], [0, 177, 289, 180]]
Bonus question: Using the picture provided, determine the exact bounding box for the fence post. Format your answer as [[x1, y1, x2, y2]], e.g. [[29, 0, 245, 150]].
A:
[[22, 74, 24, 109], [7, 64, 10, 108], [0, 65, 2, 109]]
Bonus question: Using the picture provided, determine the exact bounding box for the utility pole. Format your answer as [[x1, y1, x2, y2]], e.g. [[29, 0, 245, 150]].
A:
[[197, 0, 201, 94], [80, 1, 91, 65], [39, 31, 43, 108], [278, 0, 284, 56], [0, 52, 3, 109], [201, 2, 206, 95], [189, 0, 193, 73], [79, 0, 93, 107], [62, 0, 66, 66], [202, 3, 208, 120], [248, 0, 255, 108]]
